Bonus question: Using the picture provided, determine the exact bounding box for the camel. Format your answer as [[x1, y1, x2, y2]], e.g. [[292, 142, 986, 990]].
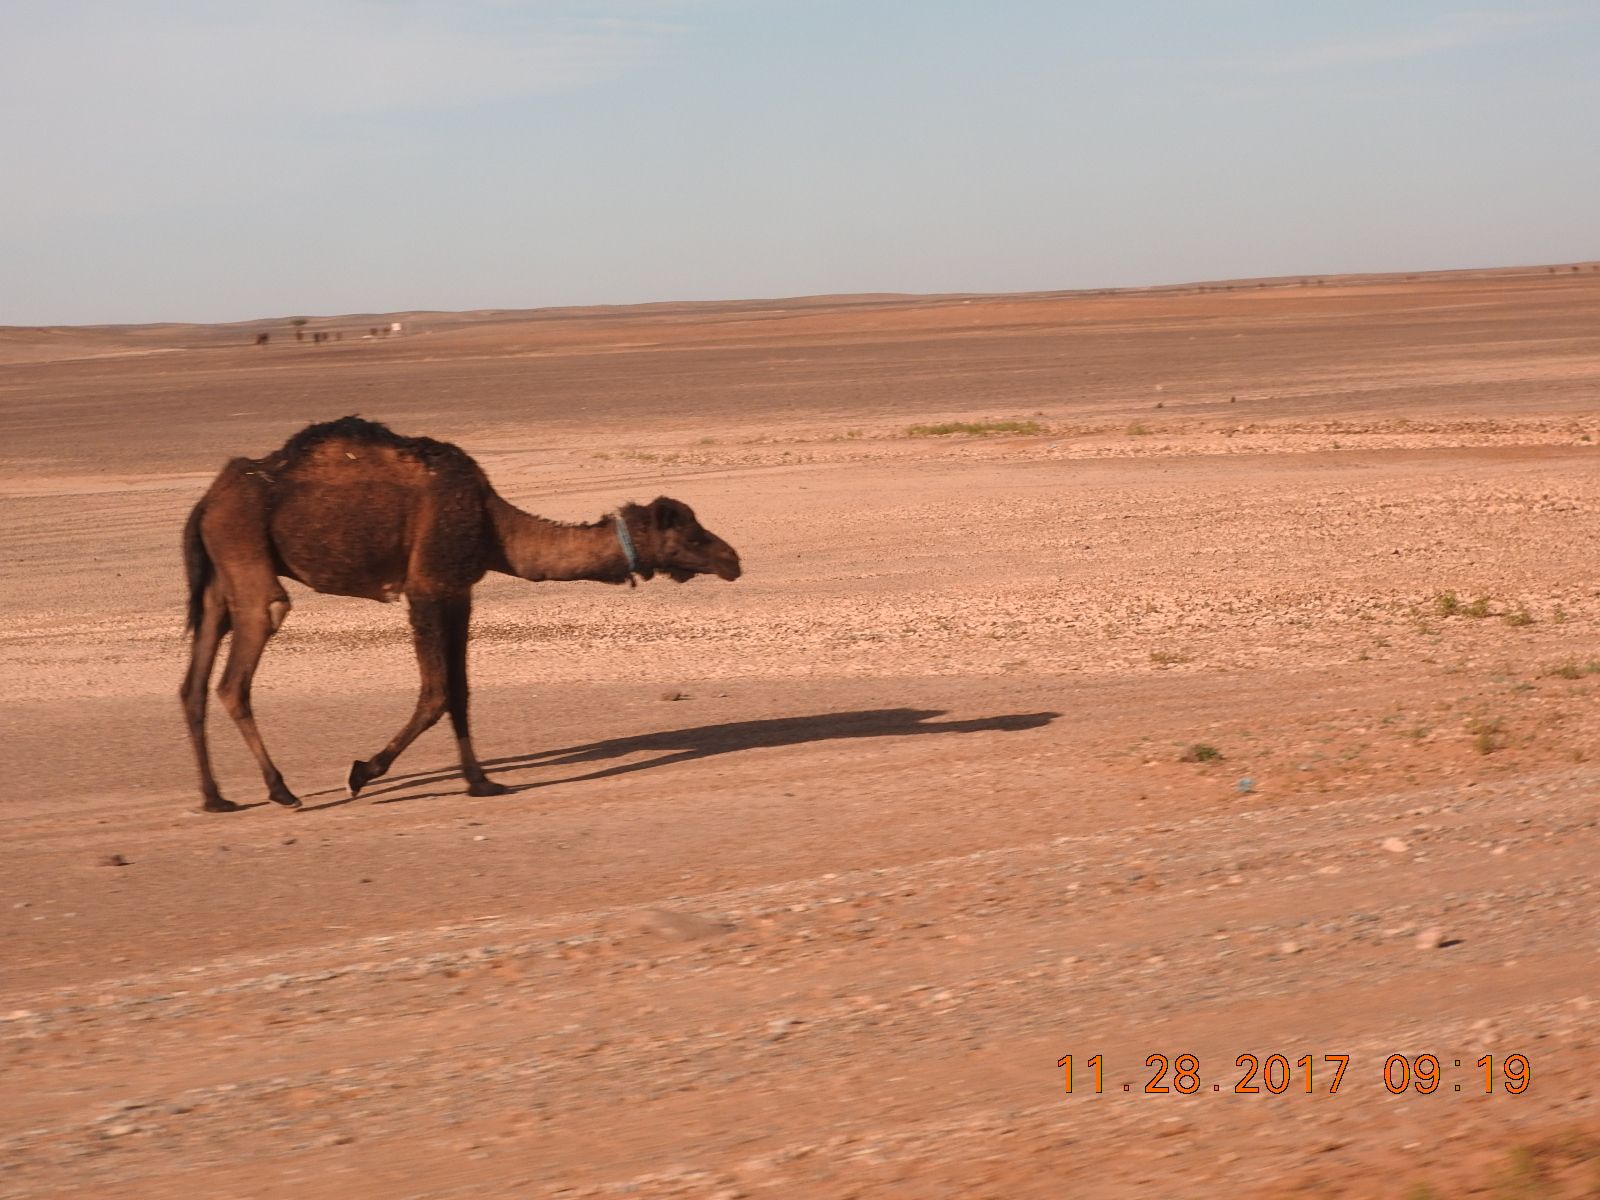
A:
[[180, 416, 742, 813]]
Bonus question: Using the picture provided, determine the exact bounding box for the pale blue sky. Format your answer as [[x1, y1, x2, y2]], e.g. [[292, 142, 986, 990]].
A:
[[3, 1, 1597, 324]]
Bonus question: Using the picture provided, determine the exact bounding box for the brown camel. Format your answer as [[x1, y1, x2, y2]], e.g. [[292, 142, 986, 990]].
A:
[[180, 416, 741, 812]]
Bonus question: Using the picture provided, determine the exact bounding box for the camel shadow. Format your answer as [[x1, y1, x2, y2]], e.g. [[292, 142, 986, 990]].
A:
[[298, 707, 1059, 810]]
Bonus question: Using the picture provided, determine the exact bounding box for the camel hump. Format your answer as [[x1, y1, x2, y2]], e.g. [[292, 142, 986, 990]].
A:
[[274, 416, 480, 477]]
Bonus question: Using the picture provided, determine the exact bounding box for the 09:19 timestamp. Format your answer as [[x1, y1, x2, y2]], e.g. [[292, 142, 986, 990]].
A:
[[1056, 1053, 1531, 1096]]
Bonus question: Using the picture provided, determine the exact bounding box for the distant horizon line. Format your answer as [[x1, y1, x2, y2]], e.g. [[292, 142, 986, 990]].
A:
[[7, 257, 1598, 333]]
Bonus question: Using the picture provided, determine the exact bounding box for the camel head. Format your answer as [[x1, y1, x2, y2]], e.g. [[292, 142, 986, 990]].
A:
[[622, 497, 742, 583]]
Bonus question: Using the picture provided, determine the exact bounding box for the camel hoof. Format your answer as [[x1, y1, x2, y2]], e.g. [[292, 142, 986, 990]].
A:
[[200, 797, 242, 814], [268, 787, 302, 809], [348, 760, 376, 799], [467, 778, 511, 797]]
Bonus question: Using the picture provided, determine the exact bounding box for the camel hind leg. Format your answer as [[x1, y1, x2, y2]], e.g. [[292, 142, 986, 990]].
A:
[[216, 589, 301, 808], [180, 582, 237, 812]]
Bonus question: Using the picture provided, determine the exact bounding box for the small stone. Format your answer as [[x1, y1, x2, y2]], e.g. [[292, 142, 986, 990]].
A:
[[660, 690, 689, 701], [1380, 837, 1409, 854], [98, 853, 130, 867], [624, 909, 730, 942], [281, 837, 297, 846], [1236, 778, 1255, 793], [103, 1124, 140, 1138], [767, 1017, 801, 1040], [473, 835, 487, 842], [1279, 941, 1302, 955], [1491, 845, 1508, 855], [315, 1132, 355, 1147], [1415, 927, 1447, 950]]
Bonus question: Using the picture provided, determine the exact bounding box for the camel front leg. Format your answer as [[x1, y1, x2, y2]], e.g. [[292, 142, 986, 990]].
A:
[[442, 594, 508, 797], [347, 596, 450, 798]]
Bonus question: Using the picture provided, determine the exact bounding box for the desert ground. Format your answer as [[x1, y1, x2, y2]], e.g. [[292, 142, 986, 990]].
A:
[[3, 265, 1599, 1199]]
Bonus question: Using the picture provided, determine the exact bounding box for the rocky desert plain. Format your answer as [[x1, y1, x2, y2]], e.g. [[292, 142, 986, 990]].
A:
[[3, 264, 1599, 1199]]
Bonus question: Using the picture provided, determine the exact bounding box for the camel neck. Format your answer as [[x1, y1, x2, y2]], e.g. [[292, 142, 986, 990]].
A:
[[487, 493, 634, 583]]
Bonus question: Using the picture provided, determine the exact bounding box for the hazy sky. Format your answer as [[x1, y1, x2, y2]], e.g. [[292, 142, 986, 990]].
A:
[[4, 1, 1597, 324]]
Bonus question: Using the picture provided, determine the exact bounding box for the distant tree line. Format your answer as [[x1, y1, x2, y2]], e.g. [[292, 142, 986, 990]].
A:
[[253, 318, 405, 346]]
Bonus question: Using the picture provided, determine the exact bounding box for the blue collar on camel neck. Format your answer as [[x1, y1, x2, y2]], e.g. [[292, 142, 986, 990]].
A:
[[614, 515, 640, 574]]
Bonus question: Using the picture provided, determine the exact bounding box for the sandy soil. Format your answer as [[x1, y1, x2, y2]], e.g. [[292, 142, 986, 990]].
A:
[[3, 266, 1599, 1199]]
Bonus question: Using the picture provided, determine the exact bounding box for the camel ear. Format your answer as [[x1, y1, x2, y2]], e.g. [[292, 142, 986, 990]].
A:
[[649, 496, 693, 529]]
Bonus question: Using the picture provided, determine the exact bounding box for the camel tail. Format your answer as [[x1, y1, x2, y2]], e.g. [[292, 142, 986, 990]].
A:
[[183, 501, 212, 633]]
